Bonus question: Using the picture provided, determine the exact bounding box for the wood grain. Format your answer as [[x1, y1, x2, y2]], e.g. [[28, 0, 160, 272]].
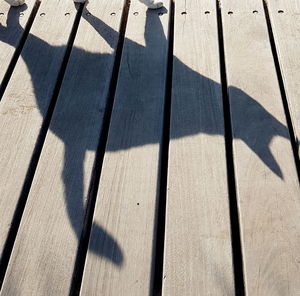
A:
[[0, 0, 36, 87], [0, 0, 77, 270], [267, 0, 300, 158], [162, 1, 235, 295], [80, 1, 170, 295], [0, 1, 124, 295], [221, 0, 300, 294]]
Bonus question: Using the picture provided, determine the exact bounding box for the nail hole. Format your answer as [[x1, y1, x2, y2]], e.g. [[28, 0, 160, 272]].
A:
[[228, 11, 233, 15], [65, 12, 70, 16], [133, 12, 139, 16], [110, 12, 116, 16], [86, 12, 91, 16], [181, 11, 187, 15], [253, 10, 258, 14], [40, 12, 45, 17], [204, 11, 210, 14], [278, 10, 284, 13], [137, 203, 140, 206]]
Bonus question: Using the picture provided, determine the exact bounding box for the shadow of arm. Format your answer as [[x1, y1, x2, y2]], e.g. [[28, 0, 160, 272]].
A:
[[75, 2, 121, 50]]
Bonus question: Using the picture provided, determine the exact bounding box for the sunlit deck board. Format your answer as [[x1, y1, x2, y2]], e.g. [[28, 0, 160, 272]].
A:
[[0, 0, 36, 87], [162, 0, 235, 295], [0, 0, 77, 272], [80, 1, 170, 294], [267, 0, 300, 158], [0, 0, 124, 295], [221, 0, 300, 294]]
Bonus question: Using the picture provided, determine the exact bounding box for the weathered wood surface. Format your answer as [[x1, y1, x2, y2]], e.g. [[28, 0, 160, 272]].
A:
[[1, 0, 124, 295], [0, 0, 36, 87], [162, 0, 235, 295], [0, 0, 77, 270], [80, 1, 170, 295], [267, 0, 300, 158], [221, 0, 300, 294], [0, 0, 300, 295]]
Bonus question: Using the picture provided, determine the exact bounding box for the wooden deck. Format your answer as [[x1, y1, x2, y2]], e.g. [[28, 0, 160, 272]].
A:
[[0, 0, 299, 295]]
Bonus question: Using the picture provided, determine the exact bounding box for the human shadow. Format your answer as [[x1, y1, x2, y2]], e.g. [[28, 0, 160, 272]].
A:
[[80, 4, 290, 175], [0, 2, 290, 269]]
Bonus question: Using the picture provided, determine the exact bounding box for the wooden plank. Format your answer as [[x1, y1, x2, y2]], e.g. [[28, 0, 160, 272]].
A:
[[221, 0, 300, 294], [0, 0, 125, 294], [80, 2, 170, 295], [0, 0, 77, 268], [267, 0, 300, 158], [1, 1, 125, 294], [0, 0, 36, 87], [162, 1, 235, 295]]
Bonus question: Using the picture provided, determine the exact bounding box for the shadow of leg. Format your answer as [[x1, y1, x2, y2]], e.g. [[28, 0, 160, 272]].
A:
[[63, 145, 123, 266]]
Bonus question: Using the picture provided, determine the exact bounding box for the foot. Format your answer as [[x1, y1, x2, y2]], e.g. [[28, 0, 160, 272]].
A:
[[4, 0, 25, 6], [140, 0, 163, 9]]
